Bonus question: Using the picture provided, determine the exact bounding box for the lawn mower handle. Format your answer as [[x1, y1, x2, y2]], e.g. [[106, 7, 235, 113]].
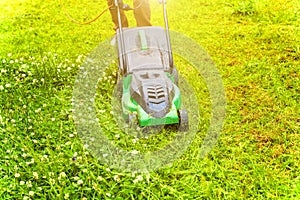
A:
[[114, 0, 128, 74], [115, 0, 174, 72]]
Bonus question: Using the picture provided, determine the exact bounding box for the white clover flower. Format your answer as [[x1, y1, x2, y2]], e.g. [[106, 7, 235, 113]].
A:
[[26, 181, 32, 187], [64, 193, 70, 199], [113, 175, 120, 182], [48, 172, 54, 177], [29, 191, 34, 196], [15, 173, 20, 178], [133, 179, 138, 184], [2, 59, 6, 64], [115, 134, 120, 139], [33, 172, 38, 179], [49, 178, 55, 185], [20, 180, 25, 185], [65, 141, 71, 146], [60, 172, 66, 178], [9, 60, 14, 64], [97, 176, 103, 181], [132, 138, 138, 144], [77, 179, 83, 185], [82, 169, 87, 173], [131, 150, 139, 155], [51, 118, 55, 121], [0, 85, 4, 90], [106, 193, 111, 197], [1, 69, 7, 73], [35, 108, 41, 113], [136, 175, 143, 181], [73, 176, 80, 181], [133, 175, 143, 184], [43, 155, 48, 160], [103, 153, 108, 158], [5, 83, 11, 88], [76, 54, 83, 63], [73, 152, 78, 157], [131, 171, 137, 177], [7, 53, 12, 57]]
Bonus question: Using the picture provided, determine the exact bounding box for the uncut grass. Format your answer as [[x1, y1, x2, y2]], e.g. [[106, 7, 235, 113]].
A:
[[1, 0, 300, 199]]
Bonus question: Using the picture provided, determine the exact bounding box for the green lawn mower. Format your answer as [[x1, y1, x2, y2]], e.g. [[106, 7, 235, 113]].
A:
[[114, 0, 188, 131]]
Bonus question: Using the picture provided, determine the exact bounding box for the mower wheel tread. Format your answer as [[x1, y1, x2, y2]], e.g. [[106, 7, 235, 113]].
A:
[[178, 109, 188, 132]]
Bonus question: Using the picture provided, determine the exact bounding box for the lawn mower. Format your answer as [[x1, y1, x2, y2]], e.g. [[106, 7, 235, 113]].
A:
[[114, 0, 188, 131]]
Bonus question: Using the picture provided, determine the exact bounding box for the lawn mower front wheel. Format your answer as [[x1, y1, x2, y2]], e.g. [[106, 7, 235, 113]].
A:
[[178, 109, 188, 132], [128, 113, 138, 129]]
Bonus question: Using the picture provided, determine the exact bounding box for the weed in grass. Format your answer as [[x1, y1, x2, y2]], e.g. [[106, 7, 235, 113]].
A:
[[230, 0, 257, 16]]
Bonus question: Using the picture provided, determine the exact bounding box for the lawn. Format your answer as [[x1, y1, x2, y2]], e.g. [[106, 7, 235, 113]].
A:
[[0, 0, 299, 199]]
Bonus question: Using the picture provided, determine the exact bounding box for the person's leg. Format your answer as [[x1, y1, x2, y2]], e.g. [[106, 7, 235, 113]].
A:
[[133, 0, 151, 26], [107, 0, 128, 30]]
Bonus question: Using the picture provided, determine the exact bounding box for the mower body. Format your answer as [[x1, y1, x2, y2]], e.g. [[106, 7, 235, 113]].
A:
[[116, 26, 187, 129]]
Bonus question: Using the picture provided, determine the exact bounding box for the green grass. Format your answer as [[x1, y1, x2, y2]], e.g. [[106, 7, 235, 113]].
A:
[[1, 0, 300, 199]]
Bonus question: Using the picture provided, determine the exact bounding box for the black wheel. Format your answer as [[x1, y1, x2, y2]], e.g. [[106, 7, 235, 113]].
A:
[[178, 109, 188, 132], [128, 113, 138, 129]]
